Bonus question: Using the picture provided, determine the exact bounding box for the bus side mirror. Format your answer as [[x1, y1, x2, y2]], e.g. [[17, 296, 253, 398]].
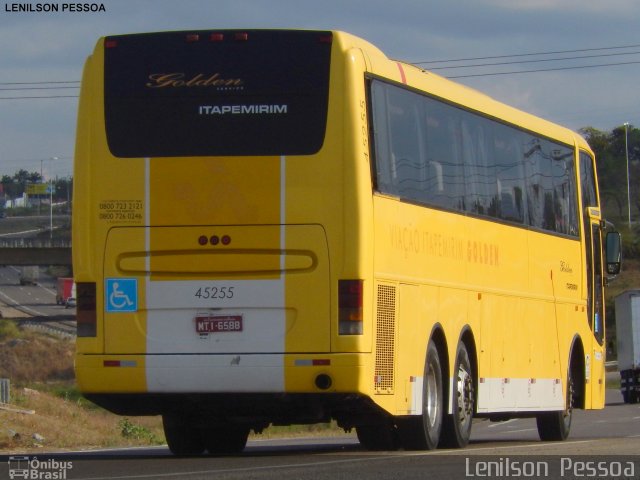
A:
[[605, 231, 622, 275]]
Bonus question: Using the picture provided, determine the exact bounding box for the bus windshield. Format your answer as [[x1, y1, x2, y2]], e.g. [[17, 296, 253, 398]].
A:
[[104, 30, 332, 158]]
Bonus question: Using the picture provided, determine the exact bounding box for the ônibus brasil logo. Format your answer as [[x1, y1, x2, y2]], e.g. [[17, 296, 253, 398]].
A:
[[8, 456, 73, 479]]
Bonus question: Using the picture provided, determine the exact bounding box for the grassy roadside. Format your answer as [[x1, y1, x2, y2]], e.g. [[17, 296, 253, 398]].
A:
[[1, 387, 166, 453], [0, 320, 166, 453], [607, 258, 640, 299]]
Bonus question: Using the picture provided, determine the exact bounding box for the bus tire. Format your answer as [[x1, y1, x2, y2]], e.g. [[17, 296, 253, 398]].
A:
[[397, 339, 443, 450], [622, 390, 630, 404], [204, 426, 250, 455], [356, 419, 398, 451], [440, 342, 474, 448], [536, 367, 573, 441], [162, 415, 205, 456]]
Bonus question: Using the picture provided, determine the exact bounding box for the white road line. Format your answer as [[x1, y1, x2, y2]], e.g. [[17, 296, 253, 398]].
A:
[[0, 228, 41, 237], [488, 419, 518, 428], [68, 439, 607, 480], [0, 289, 47, 316]]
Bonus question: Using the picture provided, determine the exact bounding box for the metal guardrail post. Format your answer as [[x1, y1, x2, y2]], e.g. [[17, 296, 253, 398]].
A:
[[0, 378, 10, 404]]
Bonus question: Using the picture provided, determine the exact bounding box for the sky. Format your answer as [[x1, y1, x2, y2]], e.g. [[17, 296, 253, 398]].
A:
[[1, 0, 639, 178]]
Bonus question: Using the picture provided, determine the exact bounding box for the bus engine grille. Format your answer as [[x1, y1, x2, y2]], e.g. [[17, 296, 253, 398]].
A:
[[374, 283, 396, 394]]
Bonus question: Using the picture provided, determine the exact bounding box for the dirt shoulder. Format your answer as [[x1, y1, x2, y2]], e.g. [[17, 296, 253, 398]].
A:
[[0, 320, 164, 454]]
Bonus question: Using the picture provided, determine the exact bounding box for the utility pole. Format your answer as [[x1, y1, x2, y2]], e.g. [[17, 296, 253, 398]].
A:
[[624, 123, 631, 229]]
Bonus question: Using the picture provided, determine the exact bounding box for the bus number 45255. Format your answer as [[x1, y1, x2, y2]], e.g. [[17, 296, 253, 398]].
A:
[[194, 286, 235, 300]]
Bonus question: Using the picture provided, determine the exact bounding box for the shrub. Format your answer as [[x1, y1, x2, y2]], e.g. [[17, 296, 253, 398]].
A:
[[0, 319, 21, 340]]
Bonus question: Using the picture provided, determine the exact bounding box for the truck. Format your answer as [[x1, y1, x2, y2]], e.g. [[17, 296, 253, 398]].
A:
[[56, 277, 74, 305], [19, 266, 39, 286], [614, 290, 640, 404], [66, 281, 76, 308]]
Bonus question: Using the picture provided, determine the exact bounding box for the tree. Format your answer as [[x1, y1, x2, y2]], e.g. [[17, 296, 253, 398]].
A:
[[53, 176, 73, 208], [0, 170, 44, 199], [580, 125, 639, 222], [13, 169, 42, 185], [1, 174, 17, 198]]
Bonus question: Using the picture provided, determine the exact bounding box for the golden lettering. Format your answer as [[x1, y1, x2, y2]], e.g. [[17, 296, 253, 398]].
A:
[[466, 240, 500, 266], [389, 224, 466, 262], [390, 225, 501, 267], [146, 73, 244, 88]]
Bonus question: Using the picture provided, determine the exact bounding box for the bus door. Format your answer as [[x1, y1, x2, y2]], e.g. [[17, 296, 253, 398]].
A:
[[580, 151, 606, 408], [585, 209, 606, 407]]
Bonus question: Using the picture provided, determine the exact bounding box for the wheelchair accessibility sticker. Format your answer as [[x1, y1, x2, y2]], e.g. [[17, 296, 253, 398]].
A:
[[105, 278, 138, 312]]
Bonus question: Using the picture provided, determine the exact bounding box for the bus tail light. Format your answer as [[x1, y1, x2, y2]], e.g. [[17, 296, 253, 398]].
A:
[[339, 280, 363, 335], [77, 282, 97, 337]]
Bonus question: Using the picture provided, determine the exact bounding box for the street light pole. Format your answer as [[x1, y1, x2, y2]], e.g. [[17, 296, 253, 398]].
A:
[[624, 123, 631, 229], [49, 156, 58, 239]]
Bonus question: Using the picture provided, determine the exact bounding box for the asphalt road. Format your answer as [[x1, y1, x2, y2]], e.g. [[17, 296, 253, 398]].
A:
[[0, 265, 73, 318], [0, 214, 70, 237], [1, 389, 638, 480], [0, 265, 76, 337]]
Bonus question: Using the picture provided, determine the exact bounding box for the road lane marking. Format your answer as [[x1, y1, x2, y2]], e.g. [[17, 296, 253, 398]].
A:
[[488, 419, 518, 428], [73, 439, 611, 480], [62, 453, 408, 480], [0, 289, 47, 316], [494, 428, 537, 434], [23, 436, 633, 480]]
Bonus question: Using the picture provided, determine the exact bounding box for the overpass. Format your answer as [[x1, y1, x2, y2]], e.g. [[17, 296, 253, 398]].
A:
[[0, 239, 72, 266]]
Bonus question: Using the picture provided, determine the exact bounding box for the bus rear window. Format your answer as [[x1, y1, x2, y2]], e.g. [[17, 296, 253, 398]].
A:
[[104, 30, 332, 158]]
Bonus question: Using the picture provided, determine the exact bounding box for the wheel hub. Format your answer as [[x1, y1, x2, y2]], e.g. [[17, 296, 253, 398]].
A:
[[456, 365, 474, 424]]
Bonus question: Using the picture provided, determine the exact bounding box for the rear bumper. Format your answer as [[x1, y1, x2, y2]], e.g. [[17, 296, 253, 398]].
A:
[[75, 352, 368, 396]]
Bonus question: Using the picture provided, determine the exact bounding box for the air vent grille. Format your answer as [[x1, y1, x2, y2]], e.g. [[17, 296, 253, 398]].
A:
[[375, 284, 396, 394]]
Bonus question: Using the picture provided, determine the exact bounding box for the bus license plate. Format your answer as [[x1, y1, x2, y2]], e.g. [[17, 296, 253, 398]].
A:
[[195, 315, 243, 334]]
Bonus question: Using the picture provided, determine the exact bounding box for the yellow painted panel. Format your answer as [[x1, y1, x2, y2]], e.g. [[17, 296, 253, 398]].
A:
[[395, 283, 437, 414], [76, 355, 147, 393], [149, 156, 281, 227], [284, 354, 367, 393]]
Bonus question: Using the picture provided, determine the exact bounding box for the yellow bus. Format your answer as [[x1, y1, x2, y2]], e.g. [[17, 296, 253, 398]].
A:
[[73, 29, 622, 454]]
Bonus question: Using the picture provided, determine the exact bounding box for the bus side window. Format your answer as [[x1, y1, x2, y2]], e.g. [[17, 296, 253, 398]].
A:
[[428, 161, 443, 192], [387, 89, 423, 200], [370, 81, 395, 195]]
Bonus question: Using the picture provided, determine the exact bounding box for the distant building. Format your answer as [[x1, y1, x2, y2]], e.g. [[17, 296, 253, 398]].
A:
[[7, 194, 26, 208]]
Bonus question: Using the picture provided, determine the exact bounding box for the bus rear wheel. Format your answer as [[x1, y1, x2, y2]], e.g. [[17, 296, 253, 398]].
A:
[[162, 415, 205, 456], [203, 426, 250, 455], [356, 419, 398, 451], [441, 342, 474, 448], [397, 339, 443, 450]]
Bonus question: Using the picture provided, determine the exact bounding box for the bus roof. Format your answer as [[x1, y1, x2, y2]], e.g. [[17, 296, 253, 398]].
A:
[[91, 28, 592, 154], [331, 30, 592, 153]]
